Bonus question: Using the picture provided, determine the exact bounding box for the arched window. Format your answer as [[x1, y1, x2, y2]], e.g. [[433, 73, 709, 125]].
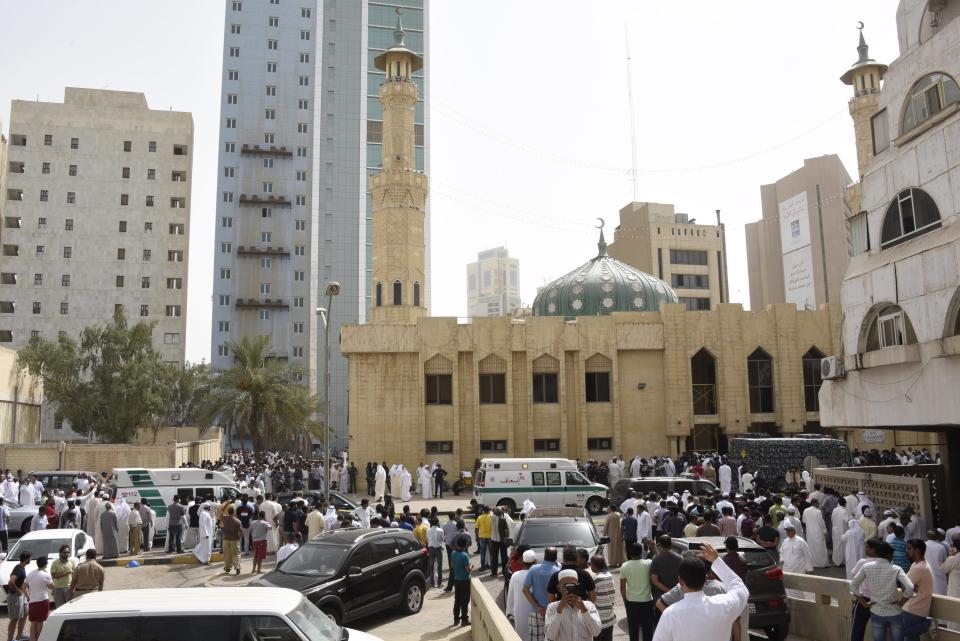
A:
[[691, 348, 717, 415], [880, 188, 941, 249], [393, 280, 402, 305], [863, 304, 918, 351], [802, 347, 826, 412], [413, 281, 420, 307], [900, 72, 960, 135], [375, 282, 382, 307], [747, 347, 774, 413], [947, 287, 960, 338]]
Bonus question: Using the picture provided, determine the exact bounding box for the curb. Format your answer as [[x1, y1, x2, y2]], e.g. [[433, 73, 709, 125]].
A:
[[101, 552, 225, 568]]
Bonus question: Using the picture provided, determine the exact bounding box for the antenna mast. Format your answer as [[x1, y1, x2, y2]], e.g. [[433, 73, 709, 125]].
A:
[[625, 24, 639, 202]]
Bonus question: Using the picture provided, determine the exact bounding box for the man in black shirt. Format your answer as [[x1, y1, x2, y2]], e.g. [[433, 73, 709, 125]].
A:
[[235, 495, 255, 554], [545, 546, 596, 602], [755, 523, 780, 564], [6, 551, 30, 641]]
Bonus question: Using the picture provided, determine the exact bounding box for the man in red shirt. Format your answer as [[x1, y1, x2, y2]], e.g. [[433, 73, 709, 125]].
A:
[[901, 539, 936, 641]]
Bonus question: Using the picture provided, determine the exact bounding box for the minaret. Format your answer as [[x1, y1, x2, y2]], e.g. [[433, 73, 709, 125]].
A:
[[840, 24, 888, 179], [369, 10, 428, 324]]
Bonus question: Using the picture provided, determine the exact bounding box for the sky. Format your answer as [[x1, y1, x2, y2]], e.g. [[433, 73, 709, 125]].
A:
[[0, 1, 902, 364]]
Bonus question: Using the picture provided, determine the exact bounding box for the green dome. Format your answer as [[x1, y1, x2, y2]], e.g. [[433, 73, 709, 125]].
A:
[[532, 231, 678, 317]]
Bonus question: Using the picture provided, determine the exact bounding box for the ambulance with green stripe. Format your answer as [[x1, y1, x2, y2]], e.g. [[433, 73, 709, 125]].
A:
[[473, 458, 608, 515], [110, 468, 241, 539]]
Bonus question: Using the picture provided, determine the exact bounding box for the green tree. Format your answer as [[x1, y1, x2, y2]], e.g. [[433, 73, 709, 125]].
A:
[[203, 335, 318, 456], [17, 311, 174, 443]]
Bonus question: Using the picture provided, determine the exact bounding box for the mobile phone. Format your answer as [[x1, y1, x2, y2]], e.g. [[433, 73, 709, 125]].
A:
[[564, 584, 578, 594], [688, 542, 702, 550]]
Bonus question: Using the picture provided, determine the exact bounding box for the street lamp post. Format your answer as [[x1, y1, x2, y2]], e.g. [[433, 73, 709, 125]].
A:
[[317, 281, 340, 498]]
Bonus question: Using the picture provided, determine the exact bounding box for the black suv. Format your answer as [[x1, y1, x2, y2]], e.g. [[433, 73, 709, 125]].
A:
[[608, 477, 718, 506], [250, 528, 428, 626], [671, 537, 790, 641]]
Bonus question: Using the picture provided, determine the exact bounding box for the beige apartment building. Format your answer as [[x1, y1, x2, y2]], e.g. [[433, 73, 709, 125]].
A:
[[1, 88, 193, 438], [745, 156, 852, 311], [607, 201, 729, 311], [466, 247, 521, 317]]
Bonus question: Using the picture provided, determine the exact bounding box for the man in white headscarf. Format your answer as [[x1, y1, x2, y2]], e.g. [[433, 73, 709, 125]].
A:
[[418, 465, 432, 500], [607, 458, 621, 486], [780, 524, 814, 599], [374, 464, 387, 502], [1, 475, 17, 504], [324, 506, 338, 530], [192, 503, 214, 565], [740, 470, 754, 493], [778, 507, 804, 545], [261, 494, 282, 554], [18, 479, 34, 508], [113, 498, 131, 555], [89, 494, 107, 552], [843, 490, 860, 520], [718, 460, 732, 495], [831, 499, 849, 567], [339, 464, 349, 494], [856, 491, 875, 521], [630, 456, 642, 477], [399, 467, 412, 502], [801, 470, 813, 493], [840, 518, 865, 579], [802, 499, 829, 568], [521, 499, 536, 516]]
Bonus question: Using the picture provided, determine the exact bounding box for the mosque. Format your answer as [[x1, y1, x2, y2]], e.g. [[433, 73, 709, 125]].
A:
[[341, 16, 847, 472]]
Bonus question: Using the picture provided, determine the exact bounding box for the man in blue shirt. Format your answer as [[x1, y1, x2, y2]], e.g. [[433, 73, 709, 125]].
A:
[[451, 535, 473, 626], [522, 547, 560, 641]]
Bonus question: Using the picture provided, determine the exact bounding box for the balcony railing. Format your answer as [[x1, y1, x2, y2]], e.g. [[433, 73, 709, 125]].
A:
[[238, 194, 291, 206], [235, 298, 290, 310], [240, 144, 293, 157], [236, 245, 290, 257]]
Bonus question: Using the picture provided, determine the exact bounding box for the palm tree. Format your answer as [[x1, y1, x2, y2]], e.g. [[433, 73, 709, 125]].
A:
[[203, 335, 318, 456]]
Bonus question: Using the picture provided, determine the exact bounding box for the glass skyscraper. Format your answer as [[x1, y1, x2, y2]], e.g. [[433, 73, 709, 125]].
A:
[[212, 0, 429, 449]]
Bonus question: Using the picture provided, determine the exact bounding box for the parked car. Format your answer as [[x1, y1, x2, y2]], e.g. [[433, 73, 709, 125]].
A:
[[506, 507, 608, 587], [670, 536, 790, 641], [474, 458, 608, 515], [608, 477, 718, 507], [28, 470, 94, 494], [0, 529, 94, 606], [5, 499, 44, 536], [37, 586, 384, 641], [251, 528, 428, 626], [276, 491, 359, 515]]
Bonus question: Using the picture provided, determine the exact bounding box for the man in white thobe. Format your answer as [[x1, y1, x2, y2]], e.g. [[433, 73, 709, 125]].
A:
[[925, 531, 948, 595], [780, 524, 814, 599], [718, 462, 732, 495], [801, 470, 813, 493], [418, 466, 432, 500], [740, 471, 754, 493], [545, 570, 602, 641], [192, 504, 214, 564], [607, 458, 621, 486], [114, 498, 131, 555], [352, 500, 374, 528], [374, 464, 387, 501], [841, 519, 865, 579], [89, 494, 106, 552], [843, 492, 860, 520], [856, 492, 875, 521], [801, 501, 829, 568], [389, 464, 401, 498], [2, 476, 17, 504], [831, 501, 849, 566], [261, 495, 282, 554], [399, 467, 412, 502], [630, 457, 642, 477], [18, 480, 34, 507], [778, 508, 804, 545], [651, 543, 749, 641]]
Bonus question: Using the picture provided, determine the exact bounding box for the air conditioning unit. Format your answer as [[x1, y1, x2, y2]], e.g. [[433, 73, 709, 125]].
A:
[[821, 355, 845, 380]]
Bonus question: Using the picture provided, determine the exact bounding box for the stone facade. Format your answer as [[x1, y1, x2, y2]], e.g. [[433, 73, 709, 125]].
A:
[[608, 202, 728, 311], [342, 303, 841, 472], [0, 346, 41, 444], [466, 247, 521, 318]]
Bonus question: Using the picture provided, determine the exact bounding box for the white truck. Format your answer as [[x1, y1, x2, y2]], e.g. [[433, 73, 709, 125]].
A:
[[473, 458, 608, 515], [110, 468, 240, 539]]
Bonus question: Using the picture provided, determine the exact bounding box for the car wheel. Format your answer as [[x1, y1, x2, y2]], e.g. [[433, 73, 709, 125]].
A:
[[20, 519, 31, 536], [496, 498, 516, 513], [399, 579, 425, 615], [320, 605, 342, 626], [585, 496, 605, 515], [763, 624, 788, 641]]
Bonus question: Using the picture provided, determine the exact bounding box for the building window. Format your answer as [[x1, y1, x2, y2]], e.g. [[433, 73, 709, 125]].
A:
[[164, 333, 181, 345], [230, 23, 241, 34], [120, 194, 129, 206], [44, 134, 52, 146], [268, 16, 279, 27], [64, 219, 73, 231], [900, 72, 960, 136], [260, 258, 272, 269], [39, 190, 48, 202], [42, 162, 50, 174], [116, 275, 124, 288], [267, 40, 278, 51], [679, 297, 711, 311], [144, 222, 153, 232], [61, 274, 70, 287], [669, 249, 708, 265], [585, 372, 610, 402], [223, 192, 234, 203], [258, 309, 270, 320], [33, 274, 42, 286], [393, 280, 402, 305], [587, 437, 613, 450], [747, 347, 774, 413], [479, 440, 506, 453], [117, 248, 126, 260], [228, 70, 239, 81], [425, 441, 453, 454], [691, 347, 717, 415], [139, 305, 149, 317], [118, 221, 127, 232], [229, 47, 240, 57], [62, 246, 72, 259], [533, 439, 560, 452], [532, 373, 558, 403], [165, 305, 182, 317], [479, 374, 506, 404], [880, 188, 941, 249], [871, 109, 889, 154], [848, 211, 870, 257], [32, 302, 40, 314], [167, 277, 182, 289], [375, 282, 382, 307], [222, 217, 232, 228], [70, 138, 79, 150], [425, 375, 453, 405], [802, 347, 825, 412], [294, 270, 304, 282], [145, 195, 154, 207], [220, 269, 231, 280], [141, 276, 151, 289], [66, 192, 75, 204], [68, 164, 77, 176], [267, 62, 277, 73], [60, 302, 69, 315], [142, 249, 151, 261], [672, 274, 709, 289], [864, 304, 917, 351]]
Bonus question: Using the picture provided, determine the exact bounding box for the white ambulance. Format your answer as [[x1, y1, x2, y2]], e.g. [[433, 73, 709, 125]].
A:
[[110, 468, 241, 539], [473, 458, 608, 515]]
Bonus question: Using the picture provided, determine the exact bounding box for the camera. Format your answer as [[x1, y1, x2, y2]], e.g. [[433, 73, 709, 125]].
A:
[[564, 584, 579, 594]]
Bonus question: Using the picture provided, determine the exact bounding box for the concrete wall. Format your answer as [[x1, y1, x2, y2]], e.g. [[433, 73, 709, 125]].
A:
[[0, 346, 42, 444], [0, 436, 222, 473], [470, 578, 521, 641]]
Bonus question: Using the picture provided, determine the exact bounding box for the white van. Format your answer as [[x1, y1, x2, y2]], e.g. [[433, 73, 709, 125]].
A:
[[473, 458, 608, 515], [110, 468, 241, 539], [38, 587, 383, 641]]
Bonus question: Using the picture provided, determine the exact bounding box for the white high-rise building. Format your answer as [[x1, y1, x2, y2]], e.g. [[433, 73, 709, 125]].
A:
[[466, 247, 521, 317], [211, 0, 429, 448], [1, 88, 193, 439]]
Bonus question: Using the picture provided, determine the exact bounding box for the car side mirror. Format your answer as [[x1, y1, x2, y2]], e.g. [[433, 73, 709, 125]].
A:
[[340, 629, 349, 641], [0, 553, 6, 560], [599, 537, 610, 545], [347, 566, 363, 577]]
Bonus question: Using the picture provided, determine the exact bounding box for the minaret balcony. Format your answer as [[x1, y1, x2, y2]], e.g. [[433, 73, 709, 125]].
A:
[[236, 245, 291, 257]]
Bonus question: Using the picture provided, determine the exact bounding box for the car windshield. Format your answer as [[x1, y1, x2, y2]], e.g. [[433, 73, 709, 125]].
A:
[[7, 538, 68, 559], [287, 597, 341, 641], [278, 544, 349, 577], [520, 523, 595, 548], [742, 549, 776, 569]]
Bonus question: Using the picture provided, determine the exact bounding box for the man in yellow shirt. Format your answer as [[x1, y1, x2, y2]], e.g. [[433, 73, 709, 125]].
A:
[[413, 516, 429, 547], [475, 506, 493, 571]]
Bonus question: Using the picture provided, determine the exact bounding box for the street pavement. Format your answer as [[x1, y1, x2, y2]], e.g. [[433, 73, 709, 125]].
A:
[[92, 492, 811, 641]]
